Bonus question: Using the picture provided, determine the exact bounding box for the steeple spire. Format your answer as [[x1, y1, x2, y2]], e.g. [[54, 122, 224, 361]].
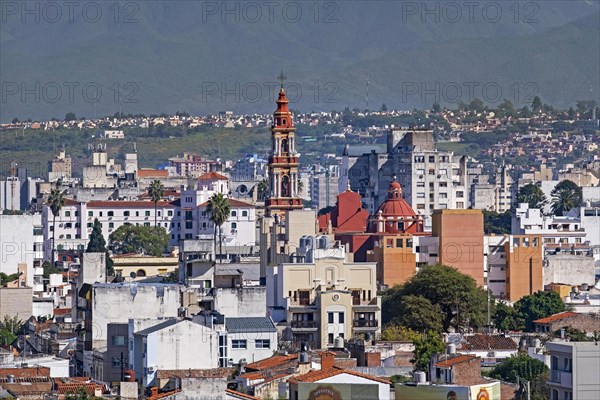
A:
[[277, 70, 287, 90]]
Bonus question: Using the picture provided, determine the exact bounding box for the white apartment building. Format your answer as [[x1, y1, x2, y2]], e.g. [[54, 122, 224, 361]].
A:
[[546, 341, 600, 400], [42, 199, 179, 261], [342, 128, 469, 230], [0, 214, 44, 287], [512, 203, 588, 254]]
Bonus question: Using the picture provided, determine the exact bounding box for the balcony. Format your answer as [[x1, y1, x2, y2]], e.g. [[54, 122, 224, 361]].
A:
[[290, 320, 318, 331], [549, 370, 572, 388], [353, 319, 378, 328]]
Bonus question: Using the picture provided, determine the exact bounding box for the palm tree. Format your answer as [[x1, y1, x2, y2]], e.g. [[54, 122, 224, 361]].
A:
[[206, 193, 230, 263], [256, 178, 269, 201], [148, 180, 164, 226], [550, 180, 582, 216], [48, 187, 65, 265]]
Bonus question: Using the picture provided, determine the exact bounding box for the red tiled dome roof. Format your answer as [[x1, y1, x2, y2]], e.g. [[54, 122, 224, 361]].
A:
[[377, 178, 418, 218]]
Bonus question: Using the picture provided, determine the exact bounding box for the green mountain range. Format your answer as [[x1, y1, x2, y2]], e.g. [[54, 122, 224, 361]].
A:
[[1, 0, 599, 121]]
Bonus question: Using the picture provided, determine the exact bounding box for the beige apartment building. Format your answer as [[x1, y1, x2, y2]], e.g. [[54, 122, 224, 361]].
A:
[[267, 243, 380, 350]]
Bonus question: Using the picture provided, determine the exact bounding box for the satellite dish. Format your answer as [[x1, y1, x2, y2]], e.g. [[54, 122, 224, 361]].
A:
[[130, 271, 137, 279]]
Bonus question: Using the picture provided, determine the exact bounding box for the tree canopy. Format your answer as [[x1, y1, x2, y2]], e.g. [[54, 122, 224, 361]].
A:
[[514, 291, 566, 331], [206, 193, 231, 263], [516, 183, 547, 210], [109, 224, 170, 257], [411, 331, 445, 373], [383, 264, 489, 332], [483, 210, 511, 234], [86, 218, 107, 252], [489, 354, 549, 400], [550, 180, 582, 216], [0, 315, 23, 346]]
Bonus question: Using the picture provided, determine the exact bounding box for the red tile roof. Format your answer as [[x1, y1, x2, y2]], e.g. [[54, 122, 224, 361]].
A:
[[225, 389, 260, 399], [198, 172, 228, 180], [245, 354, 297, 371], [0, 367, 50, 379], [55, 381, 104, 395], [434, 354, 479, 368], [463, 335, 518, 351], [288, 366, 390, 385], [533, 312, 578, 324], [155, 368, 233, 379], [137, 169, 169, 178], [53, 308, 71, 316]]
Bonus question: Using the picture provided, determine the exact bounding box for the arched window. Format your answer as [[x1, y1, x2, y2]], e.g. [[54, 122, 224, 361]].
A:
[[136, 269, 146, 277], [242, 210, 248, 217], [281, 175, 290, 197], [281, 138, 289, 154]]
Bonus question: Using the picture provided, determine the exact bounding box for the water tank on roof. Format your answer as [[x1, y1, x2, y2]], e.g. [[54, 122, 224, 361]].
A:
[[298, 352, 309, 363], [318, 235, 329, 250], [413, 371, 426, 384], [582, 283, 589, 291], [334, 336, 344, 349], [534, 338, 541, 348], [447, 343, 456, 354]]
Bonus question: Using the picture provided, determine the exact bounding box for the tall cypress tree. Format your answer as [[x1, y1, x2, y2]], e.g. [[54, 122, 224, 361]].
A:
[[86, 218, 113, 276]]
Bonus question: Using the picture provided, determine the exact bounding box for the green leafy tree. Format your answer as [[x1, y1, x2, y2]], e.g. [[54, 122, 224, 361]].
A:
[[483, 210, 511, 234], [411, 331, 445, 373], [42, 260, 61, 279], [390, 295, 443, 333], [109, 225, 170, 257], [48, 187, 66, 264], [86, 218, 114, 276], [550, 180, 582, 216], [148, 179, 164, 227], [381, 325, 420, 342], [514, 291, 566, 332], [489, 354, 549, 400], [0, 315, 23, 346], [383, 265, 488, 332], [0, 272, 19, 286], [516, 183, 547, 210], [206, 193, 230, 263], [431, 103, 441, 113], [493, 301, 524, 332]]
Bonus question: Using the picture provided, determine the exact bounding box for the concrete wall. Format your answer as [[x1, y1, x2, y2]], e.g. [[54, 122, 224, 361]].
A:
[[213, 287, 266, 318], [0, 287, 32, 320], [176, 377, 227, 400], [544, 254, 595, 286], [227, 329, 277, 365], [92, 284, 180, 347]]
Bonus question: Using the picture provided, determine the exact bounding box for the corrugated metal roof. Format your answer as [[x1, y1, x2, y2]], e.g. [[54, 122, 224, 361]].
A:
[[225, 317, 276, 333]]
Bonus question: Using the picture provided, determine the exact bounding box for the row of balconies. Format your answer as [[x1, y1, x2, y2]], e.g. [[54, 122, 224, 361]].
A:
[[290, 319, 378, 329]]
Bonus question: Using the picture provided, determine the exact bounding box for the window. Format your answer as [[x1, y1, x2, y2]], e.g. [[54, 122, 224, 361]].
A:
[[186, 221, 193, 229], [65, 222, 72, 228], [417, 204, 425, 209], [328, 333, 334, 344], [124, 211, 130, 216], [231, 211, 237, 217], [338, 312, 344, 323], [64, 211, 71, 217], [255, 340, 270, 349], [457, 191, 464, 198], [417, 192, 425, 198], [396, 239, 403, 248], [328, 312, 334, 324], [417, 182, 425, 187], [108, 211, 114, 217], [231, 222, 237, 229], [439, 169, 447, 175], [109, 222, 114, 228], [136, 211, 140, 217], [428, 169, 435, 175], [414, 156, 424, 163], [428, 156, 435, 163], [145, 211, 150, 217], [439, 182, 447, 188], [66, 234, 71, 239], [88, 211, 93, 217], [144, 222, 150, 227], [242, 210, 248, 217], [87, 223, 93, 228], [232, 340, 247, 349], [439, 192, 448, 199], [168, 210, 173, 216], [111, 335, 127, 346]]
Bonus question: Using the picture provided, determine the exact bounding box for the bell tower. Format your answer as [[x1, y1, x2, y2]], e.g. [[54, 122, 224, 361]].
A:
[[266, 72, 303, 218]]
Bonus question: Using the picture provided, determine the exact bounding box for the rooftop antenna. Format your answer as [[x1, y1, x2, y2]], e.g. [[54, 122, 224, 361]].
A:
[[133, 142, 137, 153]]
